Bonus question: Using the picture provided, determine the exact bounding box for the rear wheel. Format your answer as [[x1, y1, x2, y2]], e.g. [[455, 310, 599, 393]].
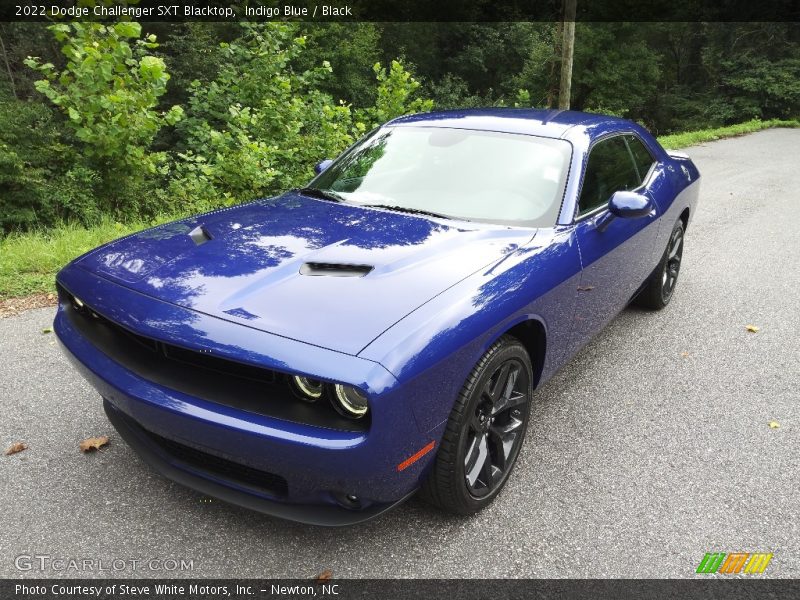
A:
[[636, 219, 685, 310], [420, 335, 533, 515]]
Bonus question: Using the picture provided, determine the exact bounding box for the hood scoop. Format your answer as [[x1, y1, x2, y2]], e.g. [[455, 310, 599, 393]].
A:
[[299, 262, 373, 277], [188, 225, 213, 246]]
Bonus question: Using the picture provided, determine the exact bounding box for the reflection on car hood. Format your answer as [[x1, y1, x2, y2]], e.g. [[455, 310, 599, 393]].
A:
[[76, 193, 534, 355]]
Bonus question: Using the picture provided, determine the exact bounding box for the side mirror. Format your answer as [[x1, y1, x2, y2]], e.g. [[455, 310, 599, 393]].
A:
[[608, 190, 653, 218], [314, 159, 333, 175]]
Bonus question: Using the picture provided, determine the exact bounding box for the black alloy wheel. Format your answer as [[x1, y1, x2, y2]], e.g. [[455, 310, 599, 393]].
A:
[[661, 225, 684, 303], [636, 219, 686, 310], [463, 358, 529, 498], [420, 335, 533, 515]]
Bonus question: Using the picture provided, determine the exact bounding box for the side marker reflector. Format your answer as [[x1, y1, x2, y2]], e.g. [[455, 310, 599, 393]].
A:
[[397, 440, 436, 472]]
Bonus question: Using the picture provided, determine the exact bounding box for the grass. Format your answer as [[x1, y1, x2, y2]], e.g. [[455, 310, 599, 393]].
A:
[[0, 216, 171, 299], [1, 118, 799, 301], [656, 118, 799, 150]]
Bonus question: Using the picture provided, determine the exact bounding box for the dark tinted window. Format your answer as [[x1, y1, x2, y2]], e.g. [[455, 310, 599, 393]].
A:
[[626, 135, 655, 182], [578, 137, 640, 214]]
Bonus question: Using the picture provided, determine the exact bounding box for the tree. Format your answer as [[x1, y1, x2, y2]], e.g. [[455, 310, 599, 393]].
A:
[[25, 22, 182, 174], [558, 0, 576, 109]]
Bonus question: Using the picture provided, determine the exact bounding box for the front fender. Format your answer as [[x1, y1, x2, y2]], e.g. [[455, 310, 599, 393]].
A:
[[359, 227, 582, 432]]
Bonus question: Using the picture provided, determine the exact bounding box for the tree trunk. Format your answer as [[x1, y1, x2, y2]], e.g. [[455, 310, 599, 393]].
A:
[[546, 21, 562, 108], [558, 0, 576, 110], [0, 26, 17, 100]]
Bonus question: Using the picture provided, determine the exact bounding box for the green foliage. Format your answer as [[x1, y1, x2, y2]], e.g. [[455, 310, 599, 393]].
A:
[[25, 22, 182, 176], [571, 23, 662, 119], [299, 23, 382, 107], [168, 23, 358, 210], [513, 89, 532, 108], [0, 94, 97, 229], [357, 60, 434, 128], [719, 57, 800, 121], [169, 25, 430, 211], [0, 215, 170, 298], [656, 118, 800, 149]]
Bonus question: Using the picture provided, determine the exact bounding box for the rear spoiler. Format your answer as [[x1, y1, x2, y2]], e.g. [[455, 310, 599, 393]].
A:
[[665, 149, 691, 160]]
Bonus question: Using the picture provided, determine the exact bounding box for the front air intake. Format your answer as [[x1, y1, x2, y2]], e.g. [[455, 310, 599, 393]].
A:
[[299, 262, 373, 277]]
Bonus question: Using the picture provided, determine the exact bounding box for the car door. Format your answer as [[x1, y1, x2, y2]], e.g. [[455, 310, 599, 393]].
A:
[[569, 134, 660, 347]]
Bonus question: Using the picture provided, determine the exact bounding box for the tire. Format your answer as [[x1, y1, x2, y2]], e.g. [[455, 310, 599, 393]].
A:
[[420, 335, 534, 515], [635, 219, 685, 310]]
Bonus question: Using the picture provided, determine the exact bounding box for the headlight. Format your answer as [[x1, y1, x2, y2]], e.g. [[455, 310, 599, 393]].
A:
[[332, 384, 369, 419], [291, 376, 324, 401]]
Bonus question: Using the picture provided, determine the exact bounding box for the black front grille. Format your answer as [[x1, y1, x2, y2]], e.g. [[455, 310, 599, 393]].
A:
[[83, 302, 278, 386], [143, 427, 289, 497], [58, 283, 369, 432]]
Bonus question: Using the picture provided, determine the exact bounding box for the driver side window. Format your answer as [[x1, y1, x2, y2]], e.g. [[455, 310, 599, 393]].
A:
[[578, 136, 641, 215]]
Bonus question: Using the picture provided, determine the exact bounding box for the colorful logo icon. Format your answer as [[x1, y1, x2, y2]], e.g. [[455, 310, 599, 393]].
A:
[[696, 552, 773, 574]]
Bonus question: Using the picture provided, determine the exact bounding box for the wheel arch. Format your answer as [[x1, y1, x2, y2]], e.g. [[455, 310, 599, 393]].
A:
[[679, 206, 690, 230], [497, 317, 547, 388]]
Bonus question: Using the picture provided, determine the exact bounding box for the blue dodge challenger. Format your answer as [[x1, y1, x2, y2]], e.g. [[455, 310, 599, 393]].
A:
[[54, 109, 700, 525]]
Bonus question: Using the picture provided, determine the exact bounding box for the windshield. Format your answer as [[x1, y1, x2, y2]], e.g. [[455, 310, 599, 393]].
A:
[[309, 126, 572, 227]]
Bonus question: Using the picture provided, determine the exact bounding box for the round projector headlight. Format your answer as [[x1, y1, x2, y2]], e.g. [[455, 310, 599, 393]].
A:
[[332, 384, 369, 419], [292, 376, 324, 402]]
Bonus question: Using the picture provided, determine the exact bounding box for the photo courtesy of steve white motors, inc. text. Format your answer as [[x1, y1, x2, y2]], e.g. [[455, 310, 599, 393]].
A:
[[14, 583, 342, 597]]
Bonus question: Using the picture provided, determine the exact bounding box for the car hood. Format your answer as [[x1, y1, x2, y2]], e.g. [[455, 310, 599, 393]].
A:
[[76, 194, 534, 355]]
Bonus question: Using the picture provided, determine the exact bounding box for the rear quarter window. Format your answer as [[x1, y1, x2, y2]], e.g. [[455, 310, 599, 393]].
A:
[[626, 135, 655, 183]]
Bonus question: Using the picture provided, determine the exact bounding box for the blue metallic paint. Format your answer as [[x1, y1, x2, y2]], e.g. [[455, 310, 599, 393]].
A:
[[608, 191, 653, 218], [54, 108, 700, 524]]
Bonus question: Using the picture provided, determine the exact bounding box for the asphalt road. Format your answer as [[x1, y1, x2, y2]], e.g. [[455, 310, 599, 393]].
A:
[[1, 128, 798, 579]]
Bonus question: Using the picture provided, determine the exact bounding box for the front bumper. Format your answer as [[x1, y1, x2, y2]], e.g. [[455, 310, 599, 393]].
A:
[[102, 399, 413, 525], [54, 266, 437, 525]]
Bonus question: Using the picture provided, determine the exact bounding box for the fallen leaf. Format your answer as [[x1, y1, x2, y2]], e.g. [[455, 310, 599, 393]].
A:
[[79, 435, 110, 453], [4, 442, 27, 456], [41, 327, 53, 334], [314, 569, 333, 583], [680, 351, 690, 357], [0, 292, 58, 319], [769, 421, 780, 429], [745, 324, 760, 333]]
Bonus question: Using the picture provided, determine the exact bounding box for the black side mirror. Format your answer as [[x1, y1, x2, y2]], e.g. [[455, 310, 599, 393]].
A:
[[314, 159, 333, 175]]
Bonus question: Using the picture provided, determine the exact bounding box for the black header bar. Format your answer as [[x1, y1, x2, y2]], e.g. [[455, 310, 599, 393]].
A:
[[2, 0, 799, 22]]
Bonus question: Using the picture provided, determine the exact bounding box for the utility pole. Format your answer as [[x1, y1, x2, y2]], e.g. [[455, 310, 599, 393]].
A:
[[558, 0, 576, 110]]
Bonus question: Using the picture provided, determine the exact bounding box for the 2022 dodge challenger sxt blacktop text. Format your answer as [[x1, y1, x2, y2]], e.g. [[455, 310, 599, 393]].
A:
[[54, 109, 700, 525]]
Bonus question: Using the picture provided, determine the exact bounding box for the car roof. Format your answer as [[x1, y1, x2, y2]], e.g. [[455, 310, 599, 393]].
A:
[[387, 108, 631, 141]]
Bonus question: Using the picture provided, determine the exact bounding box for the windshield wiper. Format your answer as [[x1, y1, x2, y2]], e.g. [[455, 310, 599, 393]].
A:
[[363, 204, 451, 220], [295, 187, 346, 203]]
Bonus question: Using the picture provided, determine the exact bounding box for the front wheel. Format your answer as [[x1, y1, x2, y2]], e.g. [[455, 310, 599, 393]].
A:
[[636, 219, 685, 310], [420, 335, 533, 515]]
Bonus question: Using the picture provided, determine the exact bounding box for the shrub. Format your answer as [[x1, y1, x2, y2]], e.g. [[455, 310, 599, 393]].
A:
[[24, 21, 182, 219], [170, 24, 432, 209]]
